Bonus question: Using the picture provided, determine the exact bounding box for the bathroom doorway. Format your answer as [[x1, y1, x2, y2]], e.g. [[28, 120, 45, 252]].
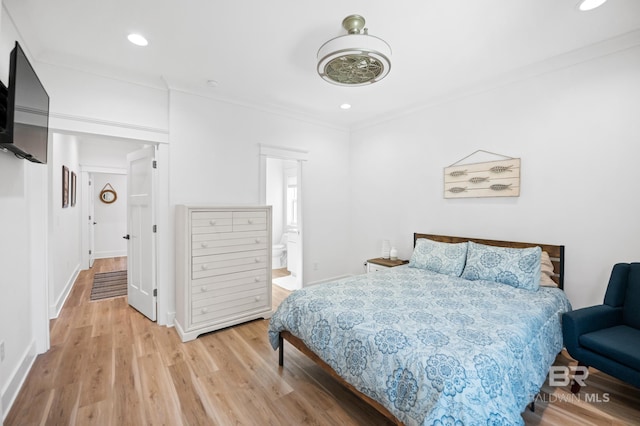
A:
[[260, 145, 307, 291], [266, 158, 299, 290]]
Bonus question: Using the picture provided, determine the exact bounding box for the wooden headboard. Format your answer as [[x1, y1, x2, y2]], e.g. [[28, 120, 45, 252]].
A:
[[414, 233, 565, 290]]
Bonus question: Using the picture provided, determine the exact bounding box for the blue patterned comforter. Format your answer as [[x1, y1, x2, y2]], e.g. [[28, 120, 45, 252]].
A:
[[268, 267, 571, 426]]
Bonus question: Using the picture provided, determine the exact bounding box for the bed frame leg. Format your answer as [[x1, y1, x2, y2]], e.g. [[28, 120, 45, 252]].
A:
[[278, 334, 284, 366]]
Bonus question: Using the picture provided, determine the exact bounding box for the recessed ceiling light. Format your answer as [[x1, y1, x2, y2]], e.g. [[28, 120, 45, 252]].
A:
[[577, 0, 608, 11], [340, 103, 352, 110], [127, 33, 148, 46]]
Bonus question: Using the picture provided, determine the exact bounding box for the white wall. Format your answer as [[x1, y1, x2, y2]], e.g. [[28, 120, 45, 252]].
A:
[[37, 63, 169, 143], [79, 137, 147, 169], [0, 4, 48, 418], [92, 173, 127, 259], [0, 154, 33, 418], [48, 133, 82, 317], [349, 45, 640, 310]]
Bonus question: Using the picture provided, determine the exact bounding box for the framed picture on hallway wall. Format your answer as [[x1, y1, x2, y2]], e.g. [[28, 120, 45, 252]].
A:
[[62, 165, 69, 208], [70, 171, 77, 207]]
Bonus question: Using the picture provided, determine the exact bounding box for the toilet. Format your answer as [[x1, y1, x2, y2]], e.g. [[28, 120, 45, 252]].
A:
[[272, 234, 288, 269]]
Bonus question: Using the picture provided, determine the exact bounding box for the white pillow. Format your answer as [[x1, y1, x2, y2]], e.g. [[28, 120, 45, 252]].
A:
[[540, 251, 557, 287]]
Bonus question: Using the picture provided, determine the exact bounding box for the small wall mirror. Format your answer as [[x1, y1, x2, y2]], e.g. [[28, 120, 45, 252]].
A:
[[99, 184, 117, 204]]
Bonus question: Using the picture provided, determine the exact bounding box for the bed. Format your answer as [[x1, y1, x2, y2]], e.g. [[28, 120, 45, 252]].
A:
[[268, 233, 571, 425]]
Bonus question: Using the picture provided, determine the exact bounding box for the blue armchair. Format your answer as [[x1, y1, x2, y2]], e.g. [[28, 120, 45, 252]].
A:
[[562, 263, 640, 393]]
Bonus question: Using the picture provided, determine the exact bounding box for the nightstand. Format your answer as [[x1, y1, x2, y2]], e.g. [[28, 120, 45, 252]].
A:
[[367, 257, 409, 272]]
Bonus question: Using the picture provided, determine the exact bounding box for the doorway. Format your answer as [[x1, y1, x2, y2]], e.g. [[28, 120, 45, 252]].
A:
[[259, 145, 308, 291], [76, 138, 159, 320], [266, 158, 298, 290], [81, 169, 128, 270]]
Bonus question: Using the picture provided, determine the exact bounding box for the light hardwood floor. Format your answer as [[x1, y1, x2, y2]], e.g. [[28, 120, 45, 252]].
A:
[[5, 258, 640, 425]]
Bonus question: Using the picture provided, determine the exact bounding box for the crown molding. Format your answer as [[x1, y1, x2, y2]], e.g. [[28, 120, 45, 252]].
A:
[[163, 82, 349, 133], [352, 29, 640, 132]]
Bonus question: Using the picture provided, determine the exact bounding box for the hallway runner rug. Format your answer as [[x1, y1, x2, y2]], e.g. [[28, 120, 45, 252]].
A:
[[90, 270, 127, 301]]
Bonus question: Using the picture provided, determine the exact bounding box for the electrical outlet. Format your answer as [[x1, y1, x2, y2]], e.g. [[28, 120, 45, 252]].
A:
[[0, 340, 5, 362]]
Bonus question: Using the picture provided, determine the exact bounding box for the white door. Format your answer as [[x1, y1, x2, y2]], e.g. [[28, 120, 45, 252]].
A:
[[88, 174, 95, 268], [126, 146, 157, 320]]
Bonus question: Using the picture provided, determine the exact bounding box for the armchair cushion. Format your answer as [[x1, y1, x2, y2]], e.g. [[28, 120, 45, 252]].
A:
[[579, 325, 640, 372]]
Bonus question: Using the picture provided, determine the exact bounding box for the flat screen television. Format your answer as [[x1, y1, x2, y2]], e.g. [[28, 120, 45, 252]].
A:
[[0, 41, 50, 164]]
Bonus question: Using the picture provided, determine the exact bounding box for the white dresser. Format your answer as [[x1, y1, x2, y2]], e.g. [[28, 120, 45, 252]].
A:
[[175, 205, 272, 342]]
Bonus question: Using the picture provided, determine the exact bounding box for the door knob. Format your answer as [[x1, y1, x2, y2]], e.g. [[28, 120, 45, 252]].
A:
[[123, 235, 130, 240]]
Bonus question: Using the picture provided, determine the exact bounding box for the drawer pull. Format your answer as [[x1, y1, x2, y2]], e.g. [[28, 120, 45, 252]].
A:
[[248, 219, 254, 224], [201, 242, 209, 248], [201, 264, 209, 270], [201, 286, 208, 292], [255, 296, 261, 301], [201, 308, 209, 314], [254, 277, 260, 282], [209, 220, 216, 226], [255, 238, 261, 244], [254, 257, 261, 263]]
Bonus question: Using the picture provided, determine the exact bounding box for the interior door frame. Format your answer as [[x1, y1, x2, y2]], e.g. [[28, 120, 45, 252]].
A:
[[80, 166, 127, 270], [259, 144, 309, 288]]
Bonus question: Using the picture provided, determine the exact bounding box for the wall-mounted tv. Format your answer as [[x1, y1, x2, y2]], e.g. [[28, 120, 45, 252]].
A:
[[0, 41, 50, 164]]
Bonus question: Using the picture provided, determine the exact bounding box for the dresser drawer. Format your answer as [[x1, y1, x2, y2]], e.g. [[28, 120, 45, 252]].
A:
[[232, 211, 268, 232], [192, 278, 267, 305], [191, 249, 267, 280], [191, 230, 268, 257], [192, 270, 267, 299], [191, 211, 233, 234], [191, 288, 270, 325]]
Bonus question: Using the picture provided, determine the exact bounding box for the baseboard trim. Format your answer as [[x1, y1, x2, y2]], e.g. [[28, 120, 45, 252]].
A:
[[50, 264, 81, 319], [1, 340, 37, 423]]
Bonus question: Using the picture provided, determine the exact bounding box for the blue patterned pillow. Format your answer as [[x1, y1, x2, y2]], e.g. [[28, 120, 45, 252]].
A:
[[461, 241, 541, 291], [409, 239, 468, 277]]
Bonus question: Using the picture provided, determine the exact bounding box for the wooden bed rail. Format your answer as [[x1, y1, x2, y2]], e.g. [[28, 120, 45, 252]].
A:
[[278, 331, 403, 425]]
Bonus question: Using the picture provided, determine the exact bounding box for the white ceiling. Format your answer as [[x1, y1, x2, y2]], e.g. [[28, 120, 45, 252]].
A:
[[4, 0, 640, 128]]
